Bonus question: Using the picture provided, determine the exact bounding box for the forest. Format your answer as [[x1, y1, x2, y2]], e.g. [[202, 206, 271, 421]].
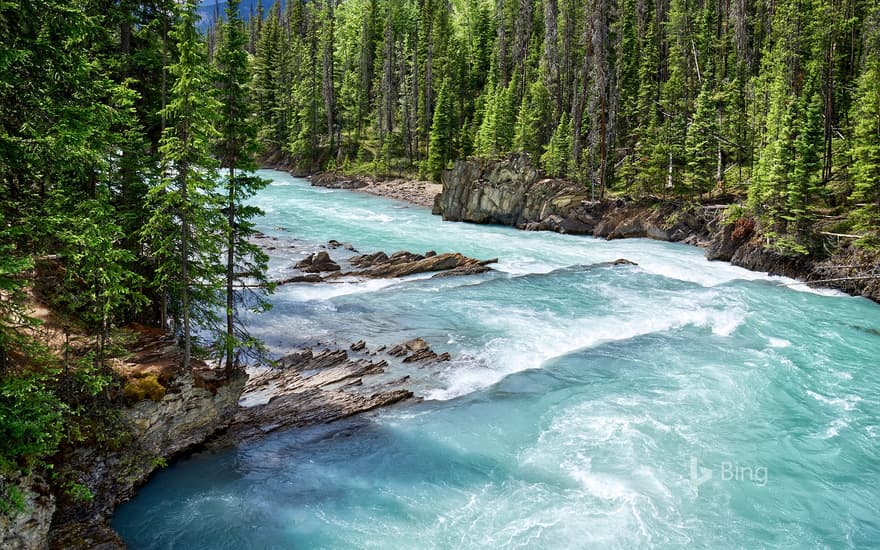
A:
[[0, 0, 879, 514], [231, 0, 880, 252]]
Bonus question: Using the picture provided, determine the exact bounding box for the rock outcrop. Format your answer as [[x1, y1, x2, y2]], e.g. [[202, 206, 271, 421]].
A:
[[342, 250, 497, 279], [218, 340, 449, 444], [386, 338, 451, 364], [47, 332, 247, 549], [309, 172, 442, 208], [435, 155, 711, 243], [434, 156, 880, 302], [1, 473, 55, 550], [276, 248, 497, 285], [296, 251, 341, 273], [310, 172, 368, 189]]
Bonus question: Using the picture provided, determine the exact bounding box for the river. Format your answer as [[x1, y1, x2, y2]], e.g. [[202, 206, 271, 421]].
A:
[[113, 169, 880, 548]]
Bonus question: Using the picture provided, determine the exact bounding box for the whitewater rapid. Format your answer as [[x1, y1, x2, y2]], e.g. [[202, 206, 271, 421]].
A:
[[113, 170, 880, 549]]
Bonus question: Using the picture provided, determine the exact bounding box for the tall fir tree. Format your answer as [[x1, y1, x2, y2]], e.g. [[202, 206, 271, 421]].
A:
[[216, 0, 272, 373], [427, 80, 454, 181], [143, 0, 224, 369], [849, 8, 880, 246]]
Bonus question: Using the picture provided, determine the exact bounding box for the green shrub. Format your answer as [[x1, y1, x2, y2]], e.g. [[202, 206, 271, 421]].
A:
[[0, 372, 67, 475]]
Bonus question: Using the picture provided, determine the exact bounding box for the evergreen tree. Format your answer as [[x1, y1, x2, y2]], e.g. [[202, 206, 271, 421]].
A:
[[685, 82, 719, 198], [787, 93, 824, 230], [514, 78, 552, 161], [216, 0, 272, 373], [849, 11, 880, 247], [143, 0, 224, 369], [427, 80, 454, 181], [541, 114, 572, 178]]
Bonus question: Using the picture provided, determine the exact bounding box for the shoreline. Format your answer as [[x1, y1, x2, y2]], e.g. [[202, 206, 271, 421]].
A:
[[273, 162, 879, 304], [267, 166, 442, 208]]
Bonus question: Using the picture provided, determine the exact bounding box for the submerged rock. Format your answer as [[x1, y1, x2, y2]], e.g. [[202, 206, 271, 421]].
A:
[[386, 338, 450, 365]]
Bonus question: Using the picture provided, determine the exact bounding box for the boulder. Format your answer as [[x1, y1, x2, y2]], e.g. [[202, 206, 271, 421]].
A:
[[296, 251, 341, 273]]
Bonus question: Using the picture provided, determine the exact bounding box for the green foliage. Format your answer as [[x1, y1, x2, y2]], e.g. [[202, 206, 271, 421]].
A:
[[144, 0, 225, 367], [541, 114, 572, 178], [62, 481, 94, 503], [52, 196, 147, 341], [684, 82, 719, 197], [0, 482, 25, 516], [0, 371, 67, 474], [216, 0, 273, 372], [427, 80, 454, 181], [513, 79, 552, 161], [849, 8, 880, 248]]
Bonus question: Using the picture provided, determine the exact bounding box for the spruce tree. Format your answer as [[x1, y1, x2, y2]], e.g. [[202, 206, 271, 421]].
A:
[[143, 0, 223, 369], [216, 0, 272, 373], [513, 78, 552, 161], [849, 12, 880, 247], [685, 82, 719, 199], [541, 114, 572, 178], [427, 80, 454, 181]]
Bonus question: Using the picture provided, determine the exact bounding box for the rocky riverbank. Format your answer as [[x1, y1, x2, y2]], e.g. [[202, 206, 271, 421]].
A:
[[269, 161, 879, 301], [309, 172, 442, 208], [212, 337, 453, 446], [431, 156, 879, 303], [0, 327, 247, 550], [6, 238, 498, 548]]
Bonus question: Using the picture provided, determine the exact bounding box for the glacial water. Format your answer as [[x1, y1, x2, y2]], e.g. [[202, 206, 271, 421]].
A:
[[113, 170, 880, 548]]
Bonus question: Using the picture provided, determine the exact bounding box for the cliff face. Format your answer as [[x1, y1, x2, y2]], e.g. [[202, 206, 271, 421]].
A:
[[1, 473, 55, 550], [44, 369, 247, 550], [435, 156, 880, 302], [434, 155, 710, 241]]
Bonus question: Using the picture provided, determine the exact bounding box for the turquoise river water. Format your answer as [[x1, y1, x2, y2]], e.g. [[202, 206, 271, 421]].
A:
[[113, 170, 880, 549]]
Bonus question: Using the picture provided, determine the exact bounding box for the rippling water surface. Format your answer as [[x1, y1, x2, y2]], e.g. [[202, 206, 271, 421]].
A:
[[113, 170, 880, 548]]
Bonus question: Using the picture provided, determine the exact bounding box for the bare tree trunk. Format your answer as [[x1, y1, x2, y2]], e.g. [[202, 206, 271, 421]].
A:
[[226, 163, 235, 375], [379, 16, 395, 142], [512, 0, 533, 87], [543, 0, 562, 117], [496, 0, 509, 86], [322, 0, 337, 162]]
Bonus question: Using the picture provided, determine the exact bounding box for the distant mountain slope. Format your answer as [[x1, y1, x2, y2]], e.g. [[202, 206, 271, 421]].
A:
[[197, 0, 286, 25]]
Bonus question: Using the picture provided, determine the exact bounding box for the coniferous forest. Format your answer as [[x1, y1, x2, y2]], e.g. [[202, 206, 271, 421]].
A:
[[233, 0, 880, 250], [1, 0, 880, 530]]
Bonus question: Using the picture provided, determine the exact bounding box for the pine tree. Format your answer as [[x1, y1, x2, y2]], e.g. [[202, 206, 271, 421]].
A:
[[252, 2, 283, 149], [849, 11, 880, 247], [427, 80, 454, 181], [685, 81, 719, 198], [514, 78, 552, 161], [143, 0, 223, 369], [216, 0, 272, 373], [541, 114, 572, 178], [475, 81, 498, 156], [787, 93, 824, 230]]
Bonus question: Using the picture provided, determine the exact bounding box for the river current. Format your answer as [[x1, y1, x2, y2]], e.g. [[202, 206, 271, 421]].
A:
[[113, 170, 880, 548]]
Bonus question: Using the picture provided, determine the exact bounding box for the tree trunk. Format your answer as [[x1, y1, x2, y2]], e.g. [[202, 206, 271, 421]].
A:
[[226, 164, 235, 376]]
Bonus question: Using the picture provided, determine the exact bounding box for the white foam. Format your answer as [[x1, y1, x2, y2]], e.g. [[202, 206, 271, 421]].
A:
[[768, 337, 792, 348], [278, 278, 401, 301], [806, 389, 862, 411], [822, 418, 849, 439], [425, 304, 745, 401]]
